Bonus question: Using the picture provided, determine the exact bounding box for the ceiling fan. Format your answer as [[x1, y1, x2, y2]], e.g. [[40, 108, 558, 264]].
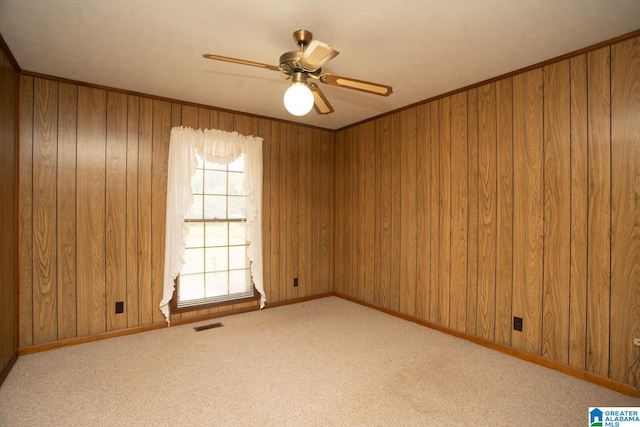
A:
[[203, 30, 393, 116]]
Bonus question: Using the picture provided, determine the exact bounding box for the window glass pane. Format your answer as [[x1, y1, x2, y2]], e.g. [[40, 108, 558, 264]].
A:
[[204, 195, 226, 219], [205, 272, 229, 297], [228, 155, 243, 172], [204, 170, 226, 195], [179, 274, 205, 300], [191, 169, 204, 194], [229, 246, 248, 270], [178, 151, 253, 310], [228, 172, 245, 196], [228, 196, 246, 219], [229, 269, 250, 293], [229, 222, 246, 246], [204, 159, 226, 171], [205, 246, 228, 272], [205, 222, 227, 247], [185, 223, 204, 248], [182, 248, 204, 274], [185, 195, 203, 220]]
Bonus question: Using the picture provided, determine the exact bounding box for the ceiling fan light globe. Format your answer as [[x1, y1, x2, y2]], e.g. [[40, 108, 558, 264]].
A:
[[284, 83, 314, 116]]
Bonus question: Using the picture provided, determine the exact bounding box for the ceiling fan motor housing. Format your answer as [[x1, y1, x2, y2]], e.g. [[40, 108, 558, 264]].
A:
[[279, 51, 304, 75]]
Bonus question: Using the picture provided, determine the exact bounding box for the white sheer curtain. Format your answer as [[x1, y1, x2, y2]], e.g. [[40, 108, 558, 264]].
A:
[[160, 126, 265, 323]]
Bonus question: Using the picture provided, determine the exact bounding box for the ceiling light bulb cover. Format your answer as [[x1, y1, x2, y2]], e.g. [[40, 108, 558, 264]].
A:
[[284, 83, 314, 116]]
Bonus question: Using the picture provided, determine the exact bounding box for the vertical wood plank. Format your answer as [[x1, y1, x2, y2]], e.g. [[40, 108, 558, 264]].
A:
[[218, 111, 234, 132], [297, 126, 312, 297], [126, 95, 140, 327], [198, 107, 210, 130], [172, 102, 182, 128], [512, 69, 544, 354], [429, 101, 441, 324], [151, 100, 171, 323], [450, 92, 468, 332], [56, 82, 77, 340], [18, 75, 34, 347], [342, 128, 353, 297], [76, 86, 106, 337], [181, 105, 199, 129], [438, 97, 451, 327], [362, 122, 376, 304], [0, 46, 6, 365], [495, 77, 514, 346], [568, 54, 588, 370], [286, 124, 298, 300], [478, 83, 497, 341], [378, 116, 392, 309], [390, 113, 402, 312], [416, 103, 431, 321], [348, 127, 359, 298], [542, 60, 571, 364], [320, 130, 334, 295], [610, 36, 640, 382], [269, 121, 282, 302], [400, 109, 417, 316], [467, 88, 480, 336], [32, 78, 58, 345], [137, 97, 153, 326], [586, 46, 611, 377], [311, 128, 321, 296], [105, 91, 128, 331], [355, 126, 364, 300], [278, 122, 288, 302], [334, 129, 345, 296], [209, 109, 219, 130], [1, 50, 19, 364]]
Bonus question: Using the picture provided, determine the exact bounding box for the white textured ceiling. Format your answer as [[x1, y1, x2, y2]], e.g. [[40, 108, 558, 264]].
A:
[[1, 1, 639, 130]]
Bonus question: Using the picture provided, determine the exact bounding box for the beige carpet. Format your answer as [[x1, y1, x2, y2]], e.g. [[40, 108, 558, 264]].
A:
[[1, 296, 638, 426]]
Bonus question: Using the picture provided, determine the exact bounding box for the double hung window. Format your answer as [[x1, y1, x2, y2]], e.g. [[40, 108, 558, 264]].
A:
[[173, 154, 255, 311]]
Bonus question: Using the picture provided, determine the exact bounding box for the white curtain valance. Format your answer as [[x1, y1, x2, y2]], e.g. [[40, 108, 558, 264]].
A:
[[160, 126, 265, 323]]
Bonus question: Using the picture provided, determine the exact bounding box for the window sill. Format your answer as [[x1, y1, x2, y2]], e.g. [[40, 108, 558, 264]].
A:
[[170, 289, 260, 314]]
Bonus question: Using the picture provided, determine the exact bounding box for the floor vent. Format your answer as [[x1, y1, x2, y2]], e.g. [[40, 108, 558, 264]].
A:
[[194, 322, 224, 332]]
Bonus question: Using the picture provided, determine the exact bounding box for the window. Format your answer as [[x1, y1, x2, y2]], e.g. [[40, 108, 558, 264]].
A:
[[161, 126, 264, 323], [172, 154, 256, 311]]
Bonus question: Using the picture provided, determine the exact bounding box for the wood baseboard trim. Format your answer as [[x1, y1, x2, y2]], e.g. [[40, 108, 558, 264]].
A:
[[263, 292, 335, 310], [335, 292, 639, 398], [19, 323, 169, 356], [17, 293, 333, 356], [0, 351, 19, 387]]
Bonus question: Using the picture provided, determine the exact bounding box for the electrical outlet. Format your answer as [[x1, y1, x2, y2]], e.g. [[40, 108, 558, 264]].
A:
[[115, 301, 124, 314], [513, 316, 523, 332], [293, 277, 298, 287], [633, 338, 640, 347]]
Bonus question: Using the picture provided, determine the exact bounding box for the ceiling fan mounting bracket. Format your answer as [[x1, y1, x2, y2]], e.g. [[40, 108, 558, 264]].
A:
[[293, 29, 313, 47]]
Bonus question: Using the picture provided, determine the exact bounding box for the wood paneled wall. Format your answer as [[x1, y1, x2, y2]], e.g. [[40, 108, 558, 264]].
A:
[[335, 35, 640, 385], [0, 40, 19, 383], [18, 76, 334, 346]]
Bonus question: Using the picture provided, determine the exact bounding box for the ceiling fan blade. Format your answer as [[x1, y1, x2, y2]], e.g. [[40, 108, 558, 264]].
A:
[[320, 73, 392, 96], [202, 53, 281, 71], [298, 40, 339, 71], [308, 83, 334, 115]]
